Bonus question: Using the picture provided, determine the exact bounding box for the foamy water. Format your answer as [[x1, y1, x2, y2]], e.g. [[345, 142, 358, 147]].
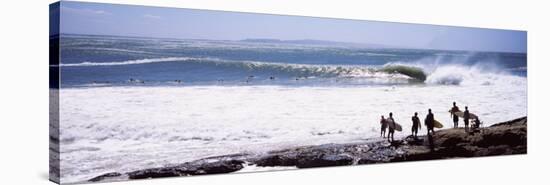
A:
[[58, 73, 526, 183]]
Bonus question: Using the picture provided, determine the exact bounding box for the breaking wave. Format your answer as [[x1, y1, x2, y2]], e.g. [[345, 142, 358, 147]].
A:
[[58, 57, 428, 81], [57, 56, 524, 86]]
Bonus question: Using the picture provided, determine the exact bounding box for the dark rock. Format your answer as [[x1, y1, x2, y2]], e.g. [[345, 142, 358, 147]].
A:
[[128, 167, 186, 179], [127, 160, 244, 179], [255, 155, 297, 167], [88, 172, 122, 182], [357, 153, 391, 164], [191, 160, 244, 175], [296, 153, 353, 168], [401, 117, 527, 160], [404, 135, 424, 145], [490, 117, 526, 127], [390, 140, 404, 147]]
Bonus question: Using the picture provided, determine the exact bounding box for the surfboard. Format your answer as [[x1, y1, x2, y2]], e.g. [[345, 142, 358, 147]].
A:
[[451, 110, 478, 119], [385, 118, 403, 132], [433, 119, 443, 128], [394, 123, 402, 131]]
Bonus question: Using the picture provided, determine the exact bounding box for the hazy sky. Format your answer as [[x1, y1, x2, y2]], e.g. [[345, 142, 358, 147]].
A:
[[58, 1, 527, 53]]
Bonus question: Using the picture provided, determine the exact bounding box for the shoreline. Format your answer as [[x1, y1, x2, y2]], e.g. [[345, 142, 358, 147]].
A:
[[86, 116, 527, 183]]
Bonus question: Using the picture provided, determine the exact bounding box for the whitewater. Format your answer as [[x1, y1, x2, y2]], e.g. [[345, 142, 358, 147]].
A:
[[58, 70, 526, 183]]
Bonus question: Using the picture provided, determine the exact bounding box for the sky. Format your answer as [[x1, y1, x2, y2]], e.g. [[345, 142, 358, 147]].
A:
[[58, 1, 527, 53]]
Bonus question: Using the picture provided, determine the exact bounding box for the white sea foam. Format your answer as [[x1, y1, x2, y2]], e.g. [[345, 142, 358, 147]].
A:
[[425, 63, 519, 86], [58, 75, 526, 183], [57, 57, 196, 67]]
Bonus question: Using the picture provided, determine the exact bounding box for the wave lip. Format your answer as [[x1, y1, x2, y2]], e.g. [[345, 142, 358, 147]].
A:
[[378, 65, 427, 81]]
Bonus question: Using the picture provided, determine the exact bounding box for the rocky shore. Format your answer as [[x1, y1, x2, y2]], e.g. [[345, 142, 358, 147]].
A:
[[88, 117, 527, 183]]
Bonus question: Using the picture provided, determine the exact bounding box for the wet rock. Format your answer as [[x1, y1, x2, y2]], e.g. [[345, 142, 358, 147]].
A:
[[191, 160, 245, 175], [88, 172, 122, 182], [296, 154, 353, 168], [404, 135, 424, 145], [128, 167, 187, 179], [401, 117, 527, 160], [127, 159, 244, 179], [255, 155, 297, 167]]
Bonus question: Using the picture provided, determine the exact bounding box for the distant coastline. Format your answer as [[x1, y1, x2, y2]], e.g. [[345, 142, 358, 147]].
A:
[[57, 33, 527, 54]]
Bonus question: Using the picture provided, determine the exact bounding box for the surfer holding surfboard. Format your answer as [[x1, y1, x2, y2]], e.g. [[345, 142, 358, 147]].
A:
[[450, 102, 460, 128], [424, 109, 436, 151], [449, 103, 480, 133], [425, 109, 436, 135], [387, 112, 396, 142]]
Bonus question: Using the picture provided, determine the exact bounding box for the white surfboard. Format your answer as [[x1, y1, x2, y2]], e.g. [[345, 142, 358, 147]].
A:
[[452, 111, 478, 119], [385, 118, 403, 132]]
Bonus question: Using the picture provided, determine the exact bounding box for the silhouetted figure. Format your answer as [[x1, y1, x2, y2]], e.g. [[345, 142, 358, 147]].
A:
[[380, 115, 387, 138], [425, 109, 435, 135], [464, 106, 470, 133], [425, 109, 435, 151], [387, 112, 395, 142], [471, 117, 482, 134], [473, 117, 481, 129], [450, 102, 460, 128], [411, 112, 421, 138], [269, 76, 275, 80]]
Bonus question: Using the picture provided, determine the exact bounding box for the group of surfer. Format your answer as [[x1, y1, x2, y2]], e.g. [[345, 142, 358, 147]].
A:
[[379, 102, 484, 147], [450, 102, 483, 132], [379, 109, 436, 142]]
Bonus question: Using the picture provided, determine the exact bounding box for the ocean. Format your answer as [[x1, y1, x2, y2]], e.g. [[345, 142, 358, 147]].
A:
[[55, 34, 527, 183]]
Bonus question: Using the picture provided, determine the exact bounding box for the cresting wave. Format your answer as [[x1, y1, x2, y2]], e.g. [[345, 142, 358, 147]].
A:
[[57, 57, 428, 81]]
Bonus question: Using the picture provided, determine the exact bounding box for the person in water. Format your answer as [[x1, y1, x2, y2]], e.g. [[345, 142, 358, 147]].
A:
[[464, 106, 471, 133], [425, 109, 435, 135], [380, 115, 387, 138], [411, 112, 421, 138], [450, 102, 460, 128], [387, 112, 395, 142]]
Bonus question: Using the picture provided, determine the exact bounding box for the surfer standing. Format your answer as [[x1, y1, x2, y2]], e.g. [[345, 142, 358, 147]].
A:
[[411, 112, 421, 138], [380, 115, 388, 138], [425, 109, 435, 151], [450, 102, 460, 128], [464, 106, 470, 133], [425, 109, 435, 135], [387, 113, 395, 142]]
